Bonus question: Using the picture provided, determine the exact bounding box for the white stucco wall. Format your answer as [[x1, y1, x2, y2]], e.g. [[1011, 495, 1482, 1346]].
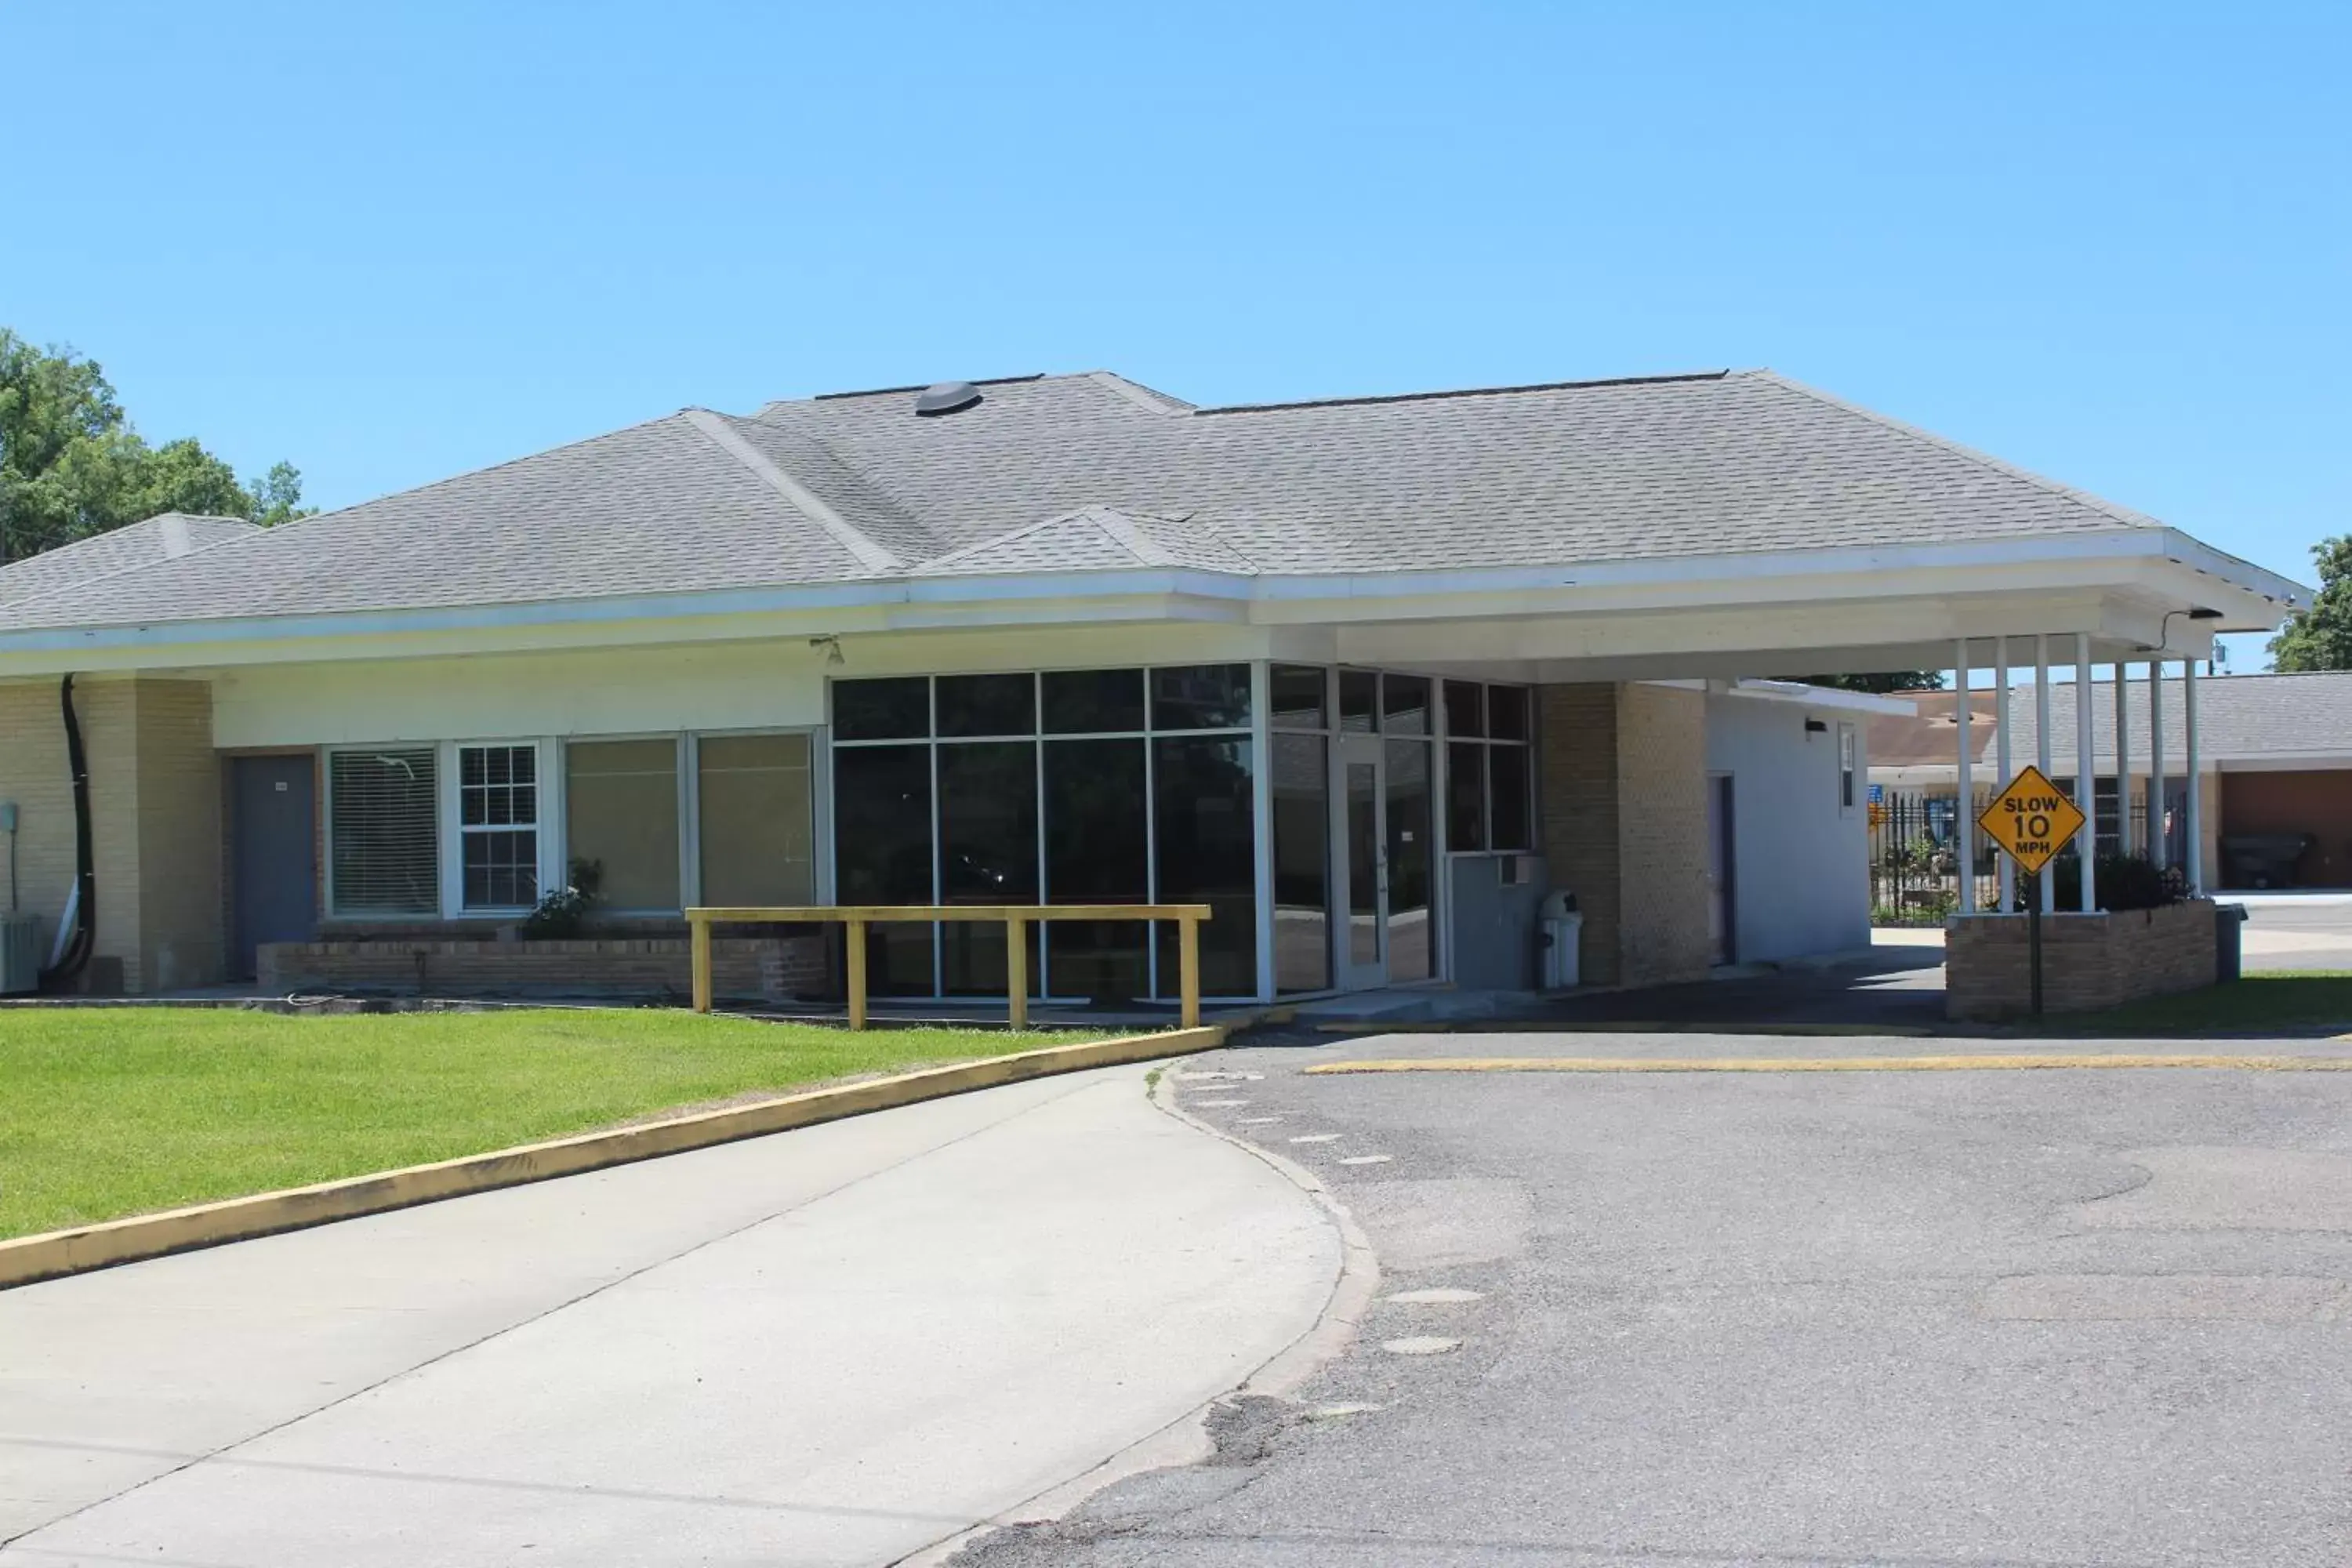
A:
[[209, 623, 1290, 748], [1704, 691, 1871, 964]]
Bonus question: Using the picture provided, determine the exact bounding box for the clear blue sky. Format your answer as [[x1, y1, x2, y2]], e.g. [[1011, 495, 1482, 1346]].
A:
[[8, 3, 2343, 669]]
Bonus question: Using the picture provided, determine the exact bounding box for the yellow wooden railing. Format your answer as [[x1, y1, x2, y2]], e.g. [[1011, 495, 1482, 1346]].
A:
[[685, 905, 1214, 1029]]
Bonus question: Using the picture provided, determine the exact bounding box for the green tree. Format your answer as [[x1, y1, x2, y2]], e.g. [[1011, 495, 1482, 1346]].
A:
[[2268, 535, 2352, 672], [1789, 670, 1946, 693], [0, 329, 312, 564]]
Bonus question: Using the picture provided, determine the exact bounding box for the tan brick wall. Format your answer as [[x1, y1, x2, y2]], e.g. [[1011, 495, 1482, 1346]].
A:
[[1945, 899, 2216, 1019], [0, 676, 223, 993], [1536, 681, 1712, 989], [1539, 684, 1622, 984], [1613, 683, 1712, 988], [258, 935, 829, 1004], [133, 681, 223, 990]]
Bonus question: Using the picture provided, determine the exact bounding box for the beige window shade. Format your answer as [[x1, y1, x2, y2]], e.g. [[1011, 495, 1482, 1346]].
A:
[[698, 733, 815, 906], [566, 739, 681, 910]]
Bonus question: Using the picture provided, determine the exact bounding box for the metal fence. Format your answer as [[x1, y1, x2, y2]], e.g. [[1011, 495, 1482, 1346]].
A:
[[1869, 786, 2157, 921]]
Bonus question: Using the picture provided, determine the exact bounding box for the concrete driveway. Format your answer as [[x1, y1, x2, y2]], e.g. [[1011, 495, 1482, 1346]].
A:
[[0, 1063, 1341, 1568], [2234, 892, 2352, 971], [967, 1031, 2352, 1567]]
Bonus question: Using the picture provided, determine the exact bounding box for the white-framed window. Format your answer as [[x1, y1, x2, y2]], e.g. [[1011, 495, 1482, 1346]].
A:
[[1838, 722, 1859, 815], [564, 735, 685, 913], [326, 746, 440, 917], [456, 742, 542, 910]]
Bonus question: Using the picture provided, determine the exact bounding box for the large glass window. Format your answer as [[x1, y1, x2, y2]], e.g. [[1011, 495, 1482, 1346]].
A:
[[1443, 683, 1534, 854], [833, 742, 935, 995], [567, 739, 681, 910], [1152, 664, 1252, 731], [328, 748, 438, 916], [459, 743, 539, 910], [833, 677, 929, 741], [829, 666, 1258, 1001], [697, 733, 814, 907], [1154, 735, 1258, 996], [936, 673, 1035, 739], [938, 740, 1040, 994], [1272, 732, 1330, 993], [1044, 738, 1149, 1001], [1043, 669, 1145, 734]]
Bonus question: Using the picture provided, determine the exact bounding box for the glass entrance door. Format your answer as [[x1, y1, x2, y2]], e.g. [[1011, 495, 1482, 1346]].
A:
[[1332, 732, 1435, 989]]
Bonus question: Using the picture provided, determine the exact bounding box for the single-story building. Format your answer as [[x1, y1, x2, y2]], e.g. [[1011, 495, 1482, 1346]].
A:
[[1868, 670, 2352, 890], [0, 368, 2307, 1001]]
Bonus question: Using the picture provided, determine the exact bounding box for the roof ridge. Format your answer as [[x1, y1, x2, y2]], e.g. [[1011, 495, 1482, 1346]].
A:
[[908, 506, 1145, 572], [1746, 372, 2168, 532], [1192, 369, 1731, 417], [1083, 372, 1194, 415], [1085, 506, 1182, 567], [0, 515, 269, 615], [683, 410, 901, 573]]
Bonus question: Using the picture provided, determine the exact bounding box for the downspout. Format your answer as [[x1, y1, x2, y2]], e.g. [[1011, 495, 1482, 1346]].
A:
[[38, 675, 96, 993]]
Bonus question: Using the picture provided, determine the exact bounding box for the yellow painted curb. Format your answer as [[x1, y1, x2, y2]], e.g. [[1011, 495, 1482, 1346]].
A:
[[1305, 1052, 2352, 1075], [1308, 1020, 1935, 1038], [0, 1025, 1224, 1291]]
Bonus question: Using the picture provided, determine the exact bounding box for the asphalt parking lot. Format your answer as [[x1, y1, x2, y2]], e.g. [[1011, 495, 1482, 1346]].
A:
[[962, 1032, 2352, 1568]]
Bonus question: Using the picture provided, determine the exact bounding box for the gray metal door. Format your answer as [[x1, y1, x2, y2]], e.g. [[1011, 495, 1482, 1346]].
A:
[[231, 754, 318, 979]]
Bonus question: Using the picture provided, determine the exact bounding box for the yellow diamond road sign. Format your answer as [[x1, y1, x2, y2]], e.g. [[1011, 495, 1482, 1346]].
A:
[[1977, 764, 2087, 877]]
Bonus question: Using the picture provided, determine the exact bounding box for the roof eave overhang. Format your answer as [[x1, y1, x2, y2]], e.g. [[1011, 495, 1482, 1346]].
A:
[[0, 527, 2309, 679]]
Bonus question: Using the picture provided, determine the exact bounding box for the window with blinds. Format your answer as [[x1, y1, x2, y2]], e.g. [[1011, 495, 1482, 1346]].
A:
[[328, 749, 440, 916]]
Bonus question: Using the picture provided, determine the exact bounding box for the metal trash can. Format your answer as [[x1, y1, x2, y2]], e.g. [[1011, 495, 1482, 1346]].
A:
[[1539, 890, 1583, 990], [2216, 902, 2249, 983]]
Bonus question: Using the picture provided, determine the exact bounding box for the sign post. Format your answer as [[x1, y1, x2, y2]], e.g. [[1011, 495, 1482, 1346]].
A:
[[1976, 764, 2087, 1017]]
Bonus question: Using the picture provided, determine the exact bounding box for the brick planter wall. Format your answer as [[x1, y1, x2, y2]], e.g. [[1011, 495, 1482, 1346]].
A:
[[1944, 899, 2217, 1021], [256, 935, 829, 1004]]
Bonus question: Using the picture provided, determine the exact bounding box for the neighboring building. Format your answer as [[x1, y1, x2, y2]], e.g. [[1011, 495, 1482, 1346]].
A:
[[0, 368, 2306, 997], [1867, 670, 2352, 888]]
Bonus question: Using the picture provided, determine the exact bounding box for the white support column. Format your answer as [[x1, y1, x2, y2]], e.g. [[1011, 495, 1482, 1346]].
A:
[[2114, 662, 2132, 855], [2075, 633, 2096, 912], [1994, 636, 2013, 913], [1954, 641, 1974, 914], [2184, 656, 2203, 894], [2149, 658, 2169, 870], [2035, 634, 2055, 913]]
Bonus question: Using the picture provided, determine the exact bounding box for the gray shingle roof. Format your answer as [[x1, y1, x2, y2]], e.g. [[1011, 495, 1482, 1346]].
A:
[[2010, 670, 2352, 766], [0, 368, 2190, 633], [0, 514, 259, 608]]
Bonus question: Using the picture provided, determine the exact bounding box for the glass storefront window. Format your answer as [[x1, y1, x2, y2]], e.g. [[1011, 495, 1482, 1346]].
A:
[[833, 743, 935, 996], [1152, 664, 1253, 731], [1272, 732, 1330, 993], [935, 673, 1036, 739], [567, 739, 681, 910], [697, 734, 815, 907], [1044, 737, 1150, 1001], [1444, 680, 1484, 739], [833, 677, 930, 741], [1338, 670, 1378, 732], [1382, 674, 1432, 736], [1152, 734, 1258, 997], [938, 741, 1041, 994], [1042, 668, 1145, 735], [1446, 740, 1487, 853], [1270, 665, 1328, 731]]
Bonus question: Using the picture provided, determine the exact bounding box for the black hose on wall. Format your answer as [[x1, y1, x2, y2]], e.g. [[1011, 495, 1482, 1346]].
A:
[[38, 674, 96, 992]]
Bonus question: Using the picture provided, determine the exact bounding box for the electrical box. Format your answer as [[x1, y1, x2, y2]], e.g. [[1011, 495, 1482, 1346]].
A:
[[0, 913, 42, 996]]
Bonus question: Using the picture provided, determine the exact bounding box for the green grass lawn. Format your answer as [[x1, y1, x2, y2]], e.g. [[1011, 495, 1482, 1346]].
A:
[[2056, 972, 2352, 1036], [0, 1008, 1080, 1239]]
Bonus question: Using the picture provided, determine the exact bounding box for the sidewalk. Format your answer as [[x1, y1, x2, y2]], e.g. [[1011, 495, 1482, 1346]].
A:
[[0, 1064, 1340, 1567]]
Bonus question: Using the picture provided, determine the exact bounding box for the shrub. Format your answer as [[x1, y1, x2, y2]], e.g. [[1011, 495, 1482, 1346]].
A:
[[521, 858, 604, 938], [2036, 852, 2187, 913]]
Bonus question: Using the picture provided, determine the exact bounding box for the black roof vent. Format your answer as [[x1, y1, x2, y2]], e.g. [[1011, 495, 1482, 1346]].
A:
[[914, 380, 982, 417]]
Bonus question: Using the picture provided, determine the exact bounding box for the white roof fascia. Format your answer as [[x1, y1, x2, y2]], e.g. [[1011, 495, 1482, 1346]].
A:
[[0, 527, 2307, 671], [1722, 678, 1918, 716]]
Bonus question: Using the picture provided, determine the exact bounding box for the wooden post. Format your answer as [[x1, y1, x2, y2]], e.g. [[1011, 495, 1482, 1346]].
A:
[[846, 918, 868, 1031], [1178, 914, 1201, 1029], [1006, 915, 1029, 1030], [690, 913, 713, 1014]]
